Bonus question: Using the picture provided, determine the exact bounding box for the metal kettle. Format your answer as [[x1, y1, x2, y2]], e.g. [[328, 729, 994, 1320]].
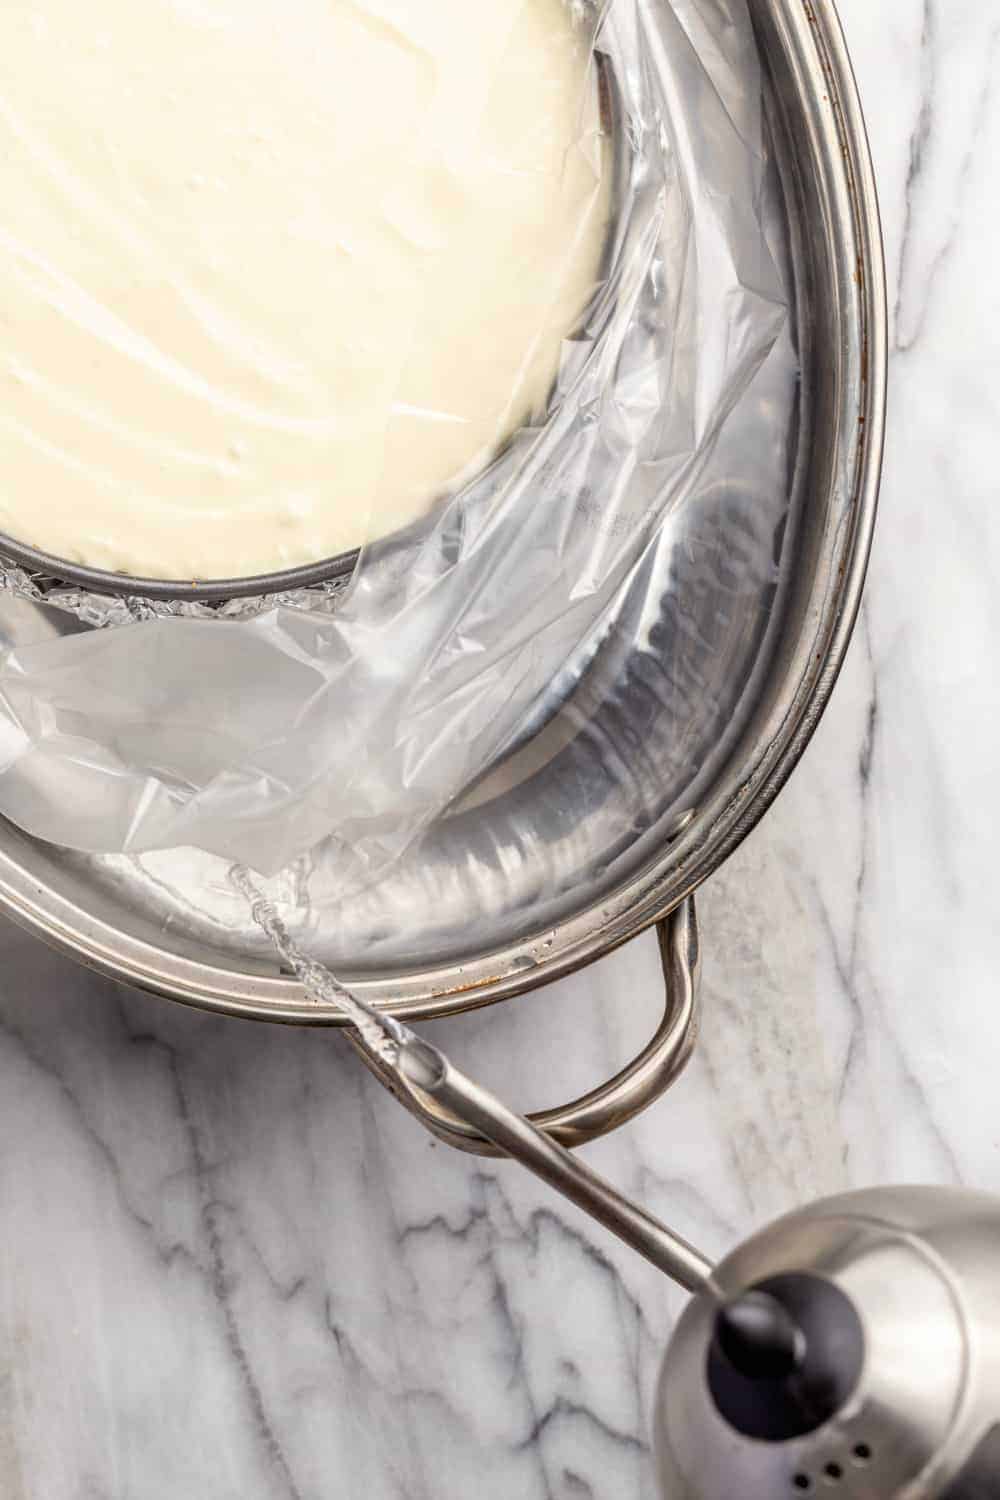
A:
[[654, 1185, 1000, 1499], [373, 1035, 1000, 1500], [249, 872, 1000, 1500]]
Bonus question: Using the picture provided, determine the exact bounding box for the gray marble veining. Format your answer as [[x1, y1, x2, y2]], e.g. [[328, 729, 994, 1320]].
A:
[[2, 2, 999, 1495]]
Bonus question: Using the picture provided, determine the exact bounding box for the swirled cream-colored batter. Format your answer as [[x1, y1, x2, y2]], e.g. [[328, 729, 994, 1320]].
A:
[[0, 0, 606, 580]]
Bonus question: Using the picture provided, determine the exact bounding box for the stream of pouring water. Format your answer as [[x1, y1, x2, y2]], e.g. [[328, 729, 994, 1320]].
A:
[[228, 863, 409, 1065], [228, 864, 715, 1291]]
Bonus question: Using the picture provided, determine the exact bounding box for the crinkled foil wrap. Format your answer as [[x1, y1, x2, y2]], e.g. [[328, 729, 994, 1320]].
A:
[[0, 556, 351, 626], [0, 0, 794, 888]]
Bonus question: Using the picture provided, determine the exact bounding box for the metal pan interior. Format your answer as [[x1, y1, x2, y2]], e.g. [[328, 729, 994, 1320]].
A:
[[0, 0, 886, 1022]]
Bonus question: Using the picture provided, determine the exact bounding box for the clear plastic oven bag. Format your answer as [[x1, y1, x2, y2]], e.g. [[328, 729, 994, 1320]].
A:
[[0, 0, 794, 892]]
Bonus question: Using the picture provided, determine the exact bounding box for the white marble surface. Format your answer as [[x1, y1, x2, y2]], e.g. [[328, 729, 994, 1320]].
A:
[[1, 3, 999, 1495]]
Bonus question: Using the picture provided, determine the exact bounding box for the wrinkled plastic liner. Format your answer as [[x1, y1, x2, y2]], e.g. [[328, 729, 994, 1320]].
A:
[[0, 0, 792, 889]]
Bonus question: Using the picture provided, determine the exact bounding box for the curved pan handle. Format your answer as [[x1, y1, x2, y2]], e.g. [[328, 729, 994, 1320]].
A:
[[350, 896, 700, 1156]]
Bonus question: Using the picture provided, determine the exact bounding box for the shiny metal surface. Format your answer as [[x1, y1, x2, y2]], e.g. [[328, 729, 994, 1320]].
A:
[[654, 1186, 1000, 1499], [0, 0, 886, 1023], [392, 1031, 713, 1290], [350, 897, 700, 1152], [0, 533, 358, 604]]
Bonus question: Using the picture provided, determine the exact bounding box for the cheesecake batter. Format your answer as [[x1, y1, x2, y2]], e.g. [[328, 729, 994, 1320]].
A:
[[0, 0, 606, 580]]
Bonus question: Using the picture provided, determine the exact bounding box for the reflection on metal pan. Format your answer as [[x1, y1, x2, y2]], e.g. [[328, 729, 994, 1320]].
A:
[[0, 0, 885, 1037]]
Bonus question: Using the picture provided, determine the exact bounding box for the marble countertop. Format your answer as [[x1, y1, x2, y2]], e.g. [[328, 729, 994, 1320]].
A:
[[2, 3, 997, 1496]]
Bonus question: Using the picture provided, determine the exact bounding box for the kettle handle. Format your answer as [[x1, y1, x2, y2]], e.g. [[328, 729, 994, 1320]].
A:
[[350, 896, 700, 1156]]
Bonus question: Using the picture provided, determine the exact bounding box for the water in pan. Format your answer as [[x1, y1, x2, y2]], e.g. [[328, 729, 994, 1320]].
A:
[[1, 176, 798, 982], [0, 11, 801, 983]]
